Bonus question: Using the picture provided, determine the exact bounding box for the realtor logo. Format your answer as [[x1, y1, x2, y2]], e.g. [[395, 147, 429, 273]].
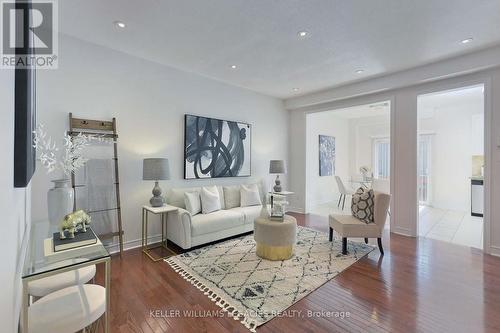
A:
[[1, 0, 58, 69]]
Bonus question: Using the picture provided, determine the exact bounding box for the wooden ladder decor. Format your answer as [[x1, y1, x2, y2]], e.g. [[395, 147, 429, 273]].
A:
[[68, 113, 124, 256]]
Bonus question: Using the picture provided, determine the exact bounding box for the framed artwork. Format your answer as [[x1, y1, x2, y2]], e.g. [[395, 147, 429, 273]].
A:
[[14, 24, 37, 187], [319, 135, 335, 176], [184, 114, 251, 179]]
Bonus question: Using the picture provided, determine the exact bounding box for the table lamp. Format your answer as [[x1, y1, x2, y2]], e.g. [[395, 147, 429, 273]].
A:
[[143, 158, 170, 207], [269, 160, 286, 192]]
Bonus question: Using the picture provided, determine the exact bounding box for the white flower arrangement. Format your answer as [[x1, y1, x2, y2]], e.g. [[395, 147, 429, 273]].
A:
[[359, 166, 370, 174], [359, 166, 372, 180], [33, 124, 106, 176]]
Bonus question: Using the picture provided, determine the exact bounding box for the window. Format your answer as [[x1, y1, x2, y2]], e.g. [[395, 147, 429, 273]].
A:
[[373, 138, 390, 179], [418, 135, 432, 204]]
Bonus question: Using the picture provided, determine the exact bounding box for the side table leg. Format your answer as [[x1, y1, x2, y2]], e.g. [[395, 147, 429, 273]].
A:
[[164, 213, 167, 248], [141, 208, 145, 249], [21, 279, 29, 332], [104, 259, 111, 333], [161, 213, 165, 246], [144, 211, 148, 250]]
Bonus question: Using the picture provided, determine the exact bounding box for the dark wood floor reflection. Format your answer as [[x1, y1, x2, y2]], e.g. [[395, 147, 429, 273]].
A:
[[95, 212, 500, 332]]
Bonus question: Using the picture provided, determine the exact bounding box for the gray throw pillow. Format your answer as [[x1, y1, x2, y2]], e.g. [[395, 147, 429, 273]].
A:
[[351, 187, 375, 223], [223, 186, 241, 209]]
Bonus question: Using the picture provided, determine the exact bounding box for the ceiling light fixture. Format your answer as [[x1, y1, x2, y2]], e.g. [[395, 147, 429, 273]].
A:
[[461, 38, 473, 44], [355, 69, 364, 74], [114, 21, 126, 29], [230, 65, 237, 69], [297, 31, 309, 38], [292, 88, 299, 92]]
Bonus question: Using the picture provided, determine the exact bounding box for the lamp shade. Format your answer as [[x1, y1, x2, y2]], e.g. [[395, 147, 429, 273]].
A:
[[269, 160, 286, 174], [143, 158, 170, 180]]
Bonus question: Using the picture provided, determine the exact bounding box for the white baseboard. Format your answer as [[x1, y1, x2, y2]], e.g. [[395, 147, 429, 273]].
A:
[[106, 233, 163, 254], [489, 245, 500, 257], [391, 226, 415, 237], [287, 206, 305, 214]]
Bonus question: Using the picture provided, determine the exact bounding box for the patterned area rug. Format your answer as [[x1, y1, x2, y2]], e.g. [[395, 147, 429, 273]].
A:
[[165, 226, 373, 332]]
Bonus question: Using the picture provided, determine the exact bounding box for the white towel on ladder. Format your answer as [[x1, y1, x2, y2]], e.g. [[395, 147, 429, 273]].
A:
[[85, 159, 115, 244]]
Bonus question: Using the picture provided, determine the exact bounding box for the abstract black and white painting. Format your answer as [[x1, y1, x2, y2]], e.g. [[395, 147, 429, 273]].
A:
[[319, 135, 335, 176], [184, 114, 251, 179]]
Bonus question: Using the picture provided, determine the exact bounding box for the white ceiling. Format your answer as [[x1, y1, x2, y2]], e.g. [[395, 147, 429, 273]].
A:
[[59, 0, 500, 99], [418, 85, 484, 118], [317, 101, 390, 119]]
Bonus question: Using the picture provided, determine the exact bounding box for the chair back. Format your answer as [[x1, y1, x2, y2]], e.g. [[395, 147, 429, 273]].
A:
[[372, 179, 390, 194], [374, 192, 391, 229], [335, 176, 348, 194]]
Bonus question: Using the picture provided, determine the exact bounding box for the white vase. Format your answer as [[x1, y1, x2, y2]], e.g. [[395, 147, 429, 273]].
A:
[[47, 179, 74, 228]]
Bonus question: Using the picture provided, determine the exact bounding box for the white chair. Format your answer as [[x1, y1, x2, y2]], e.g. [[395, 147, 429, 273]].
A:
[[372, 178, 390, 194], [372, 178, 391, 216], [335, 176, 355, 210], [329, 192, 391, 255], [28, 284, 105, 333], [28, 264, 96, 299]]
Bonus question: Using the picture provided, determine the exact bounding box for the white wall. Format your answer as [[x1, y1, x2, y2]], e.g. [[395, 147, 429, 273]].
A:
[[286, 65, 500, 257], [0, 70, 31, 331], [348, 115, 390, 176], [305, 112, 349, 210], [418, 101, 484, 211], [32, 35, 289, 251]]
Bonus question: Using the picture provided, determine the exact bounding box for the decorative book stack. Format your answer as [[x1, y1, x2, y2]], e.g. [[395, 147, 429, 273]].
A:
[[53, 228, 97, 252]]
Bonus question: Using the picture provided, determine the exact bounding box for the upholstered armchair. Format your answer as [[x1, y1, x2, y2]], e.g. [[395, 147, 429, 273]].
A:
[[329, 192, 391, 255]]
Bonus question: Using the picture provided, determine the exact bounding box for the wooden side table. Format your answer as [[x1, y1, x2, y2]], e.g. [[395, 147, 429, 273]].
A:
[[142, 205, 178, 262]]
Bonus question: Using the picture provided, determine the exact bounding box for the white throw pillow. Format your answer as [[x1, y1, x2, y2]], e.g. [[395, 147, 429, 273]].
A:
[[240, 184, 262, 207], [223, 186, 241, 209], [184, 191, 201, 216], [200, 186, 222, 214]]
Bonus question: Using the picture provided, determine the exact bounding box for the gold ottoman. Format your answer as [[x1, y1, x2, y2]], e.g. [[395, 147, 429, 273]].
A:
[[254, 215, 297, 260]]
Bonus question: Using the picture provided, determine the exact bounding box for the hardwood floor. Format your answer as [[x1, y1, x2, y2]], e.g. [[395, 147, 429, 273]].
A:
[[95, 212, 500, 332]]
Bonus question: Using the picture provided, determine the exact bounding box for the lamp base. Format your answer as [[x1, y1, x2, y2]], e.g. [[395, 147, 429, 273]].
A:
[[273, 175, 282, 192], [150, 181, 164, 207]]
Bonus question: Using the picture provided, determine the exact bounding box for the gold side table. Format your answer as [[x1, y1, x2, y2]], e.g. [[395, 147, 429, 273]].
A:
[[142, 205, 178, 262]]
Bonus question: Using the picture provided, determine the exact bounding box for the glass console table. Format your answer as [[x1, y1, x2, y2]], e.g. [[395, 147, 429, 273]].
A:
[[21, 220, 111, 333]]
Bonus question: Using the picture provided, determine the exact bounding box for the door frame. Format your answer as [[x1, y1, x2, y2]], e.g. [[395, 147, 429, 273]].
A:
[[414, 78, 491, 252]]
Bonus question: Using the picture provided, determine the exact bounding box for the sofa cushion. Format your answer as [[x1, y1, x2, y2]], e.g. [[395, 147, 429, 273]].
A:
[[223, 186, 241, 209], [229, 205, 262, 225], [201, 186, 221, 214], [191, 210, 245, 236], [240, 184, 262, 207], [217, 186, 226, 210], [167, 187, 200, 209], [184, 191, 201, 216]]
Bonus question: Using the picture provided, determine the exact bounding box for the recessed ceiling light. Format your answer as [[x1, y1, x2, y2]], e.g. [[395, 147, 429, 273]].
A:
[[297, 31, 310, 38], [461, 38, 473, 44], [355, 69, 364, 74], [292, 88, 299, 92], [114, 21, 126, 29], [230, 65, 237, 69]]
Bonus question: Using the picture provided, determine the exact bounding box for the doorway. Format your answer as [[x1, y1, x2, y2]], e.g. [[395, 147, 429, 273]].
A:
[[417, 85, 484, 249], [305, 101, 391, 224]]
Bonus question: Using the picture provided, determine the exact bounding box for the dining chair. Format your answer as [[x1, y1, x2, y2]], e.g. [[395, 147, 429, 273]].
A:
[[28, 284, 106, 333], [28, 264, 96, 300], [335, 176, 355, 210]]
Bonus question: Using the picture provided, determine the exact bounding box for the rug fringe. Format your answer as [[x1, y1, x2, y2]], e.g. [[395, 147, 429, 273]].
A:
[[165, 258, 257, 332]]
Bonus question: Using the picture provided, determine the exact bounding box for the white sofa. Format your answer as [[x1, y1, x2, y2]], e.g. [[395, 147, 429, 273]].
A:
[[165, 183, 264, 250]]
